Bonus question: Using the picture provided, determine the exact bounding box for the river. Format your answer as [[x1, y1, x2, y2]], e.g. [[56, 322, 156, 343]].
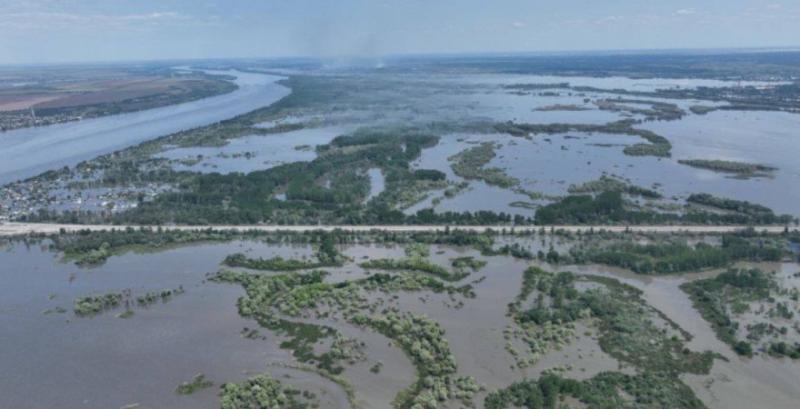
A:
[[0, 69, 290, 185]]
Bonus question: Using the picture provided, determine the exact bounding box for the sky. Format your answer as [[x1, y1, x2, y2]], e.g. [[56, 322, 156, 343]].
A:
[[0, 0, 798, 64]]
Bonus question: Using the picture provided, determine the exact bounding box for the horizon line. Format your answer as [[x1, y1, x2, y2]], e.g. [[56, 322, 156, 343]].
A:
[[2, 45, 800, 68]]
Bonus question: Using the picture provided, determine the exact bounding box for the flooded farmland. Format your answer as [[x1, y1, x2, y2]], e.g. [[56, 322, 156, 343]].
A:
[[1, 50, 800, 409], [3, 67, 799, 223]]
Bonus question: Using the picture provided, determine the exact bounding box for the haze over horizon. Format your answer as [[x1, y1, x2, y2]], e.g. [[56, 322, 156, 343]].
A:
[[0, 0, 798, 65]]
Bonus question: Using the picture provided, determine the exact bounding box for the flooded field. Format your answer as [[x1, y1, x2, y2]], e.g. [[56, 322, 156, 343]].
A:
[[3, 66, 798, 224], [2, 232, 798, 409], [157, 126, 348, 174], [3, 8, 800, 409], [0, 240, 351, 409]]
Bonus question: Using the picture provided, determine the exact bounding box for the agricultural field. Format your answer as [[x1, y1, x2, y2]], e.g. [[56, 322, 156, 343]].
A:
[[0, 65, 236, 131]]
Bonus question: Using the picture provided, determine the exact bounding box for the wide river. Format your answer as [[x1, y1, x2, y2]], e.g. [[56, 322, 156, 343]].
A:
[[0, 69, 290, 185]]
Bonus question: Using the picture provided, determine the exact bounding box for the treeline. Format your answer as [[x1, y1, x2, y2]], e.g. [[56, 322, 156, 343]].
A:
[[51, 227, 239, 265], [535, 191, 795, 226], [485, 372, 706, 409], [534, 191, 672, 225], [570, 235, 783, 274], [687, 193, 794, 224], [678, 159, 776, 176]]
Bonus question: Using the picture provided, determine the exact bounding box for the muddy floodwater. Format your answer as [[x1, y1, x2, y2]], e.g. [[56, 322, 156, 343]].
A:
[[0, 241, 349, 409], [2, 238, 798, 409]]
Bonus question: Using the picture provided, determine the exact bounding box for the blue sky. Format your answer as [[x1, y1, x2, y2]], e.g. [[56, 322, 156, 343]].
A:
[[0, 0, 798, 64]]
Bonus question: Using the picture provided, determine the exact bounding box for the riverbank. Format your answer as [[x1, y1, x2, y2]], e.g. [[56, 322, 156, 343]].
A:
[[0, 69, 290, 185]]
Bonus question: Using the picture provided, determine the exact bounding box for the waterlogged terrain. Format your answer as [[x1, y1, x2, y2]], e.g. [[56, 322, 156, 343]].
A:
[[157, 126, 349, 175], [0, 240, 350, 409], [2, 55, 798, 224], [2, 228, 799, 408], [1, 53, 800, 409]]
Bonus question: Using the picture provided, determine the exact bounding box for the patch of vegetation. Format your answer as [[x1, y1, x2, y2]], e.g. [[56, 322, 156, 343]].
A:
[[509, 267, 714, 374], [352, 311, 481, 409], [175, 373, 213, 395], [223, 233, 344, 271], [223, 253, 335, 271], [329, 334, 366, 365], [74, 286, 186, 317], [485, 371, 706, 409], [73, 292, 123, 316], [216, 252, 479, 408], [360, 243, 470, 281], [534, 191, 669, 225], [679, 159, 777, 178], [594, 98, 685, 121], [214, 261, 473, 376], [43, 307, 68, 315], [450, 256, 487, 273], [220, 374, 312, 409], [212, 269, 343, 372], [137, 287, 185, 307], [570, 235, 784, 274], [689, 105, 718, 115], [360, 258, 465, 281], [449, 142, 519, 188], [687, 193, 794, 224], [53, 227, 239, 266], [567, 176, 662, 199], [535, 190, 793, 225], [534, 104, 591, 112], [494, 119, 672, 157], [681, 268, 800, 358]]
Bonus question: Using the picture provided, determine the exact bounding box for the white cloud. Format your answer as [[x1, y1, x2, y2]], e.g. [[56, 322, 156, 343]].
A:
[[0, 10, 217, 31], [594, 15, 624, 24], [512, 21, 525, 28], [675, 8, 697, 15]]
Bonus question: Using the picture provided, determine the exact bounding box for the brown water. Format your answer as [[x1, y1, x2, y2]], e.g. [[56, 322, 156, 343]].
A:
[[567, 262, 800, 409], [0, 241, 349, 409], [2, 239, 799, 409]]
